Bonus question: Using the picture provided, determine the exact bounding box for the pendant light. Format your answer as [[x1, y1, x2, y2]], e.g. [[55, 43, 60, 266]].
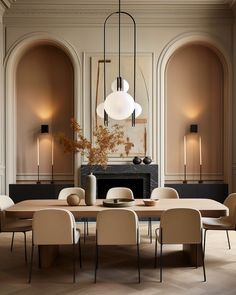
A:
[[97, 0, 142, 126]]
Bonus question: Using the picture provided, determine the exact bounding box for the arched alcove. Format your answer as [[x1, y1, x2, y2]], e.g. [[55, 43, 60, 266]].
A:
[[4, 33, 82, 190], [165, 44, 224, 182], [16, 44, 74, 182], [156, 33, 231, 187]]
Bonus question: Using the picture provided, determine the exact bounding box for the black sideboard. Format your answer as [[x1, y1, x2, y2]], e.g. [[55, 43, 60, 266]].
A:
[[165, 183, 228, 203], [9, 184, 73, 203]]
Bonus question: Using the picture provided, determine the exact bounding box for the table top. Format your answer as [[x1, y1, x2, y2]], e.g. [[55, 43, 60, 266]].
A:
[[5, 198, 228, 219]]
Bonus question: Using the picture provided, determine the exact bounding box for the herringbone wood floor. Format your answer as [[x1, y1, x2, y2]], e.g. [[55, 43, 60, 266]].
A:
[[0, 222, 236, 295]]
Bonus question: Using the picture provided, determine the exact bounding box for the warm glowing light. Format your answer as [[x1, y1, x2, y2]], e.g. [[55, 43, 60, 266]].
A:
[[51, 137, 54, 166], [183, 135, 186, 166], [199, 136, 202, 165], [37, 137, 40, 166]]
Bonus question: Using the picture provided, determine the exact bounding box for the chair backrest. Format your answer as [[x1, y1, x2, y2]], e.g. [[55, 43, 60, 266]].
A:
[[224, 193, 236, 227], [106, 187, 134, 199], [58, 187, 85, 200], [96, 209, 139, 245], [160, 208, 202, 244], [0, 195, 15, 231], [151, 187, 179, 199], [33, 209, 76, 245]]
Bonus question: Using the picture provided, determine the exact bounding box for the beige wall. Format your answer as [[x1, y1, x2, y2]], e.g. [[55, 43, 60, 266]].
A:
[[0, 2, 234, 190], [16, 45, 74, 182], [165, 45, 224, 182]]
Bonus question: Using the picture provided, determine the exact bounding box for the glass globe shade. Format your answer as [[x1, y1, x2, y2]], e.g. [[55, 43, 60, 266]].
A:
[[135, 102, 142, 118], [104, 91, 135, 120], [96, 102, 104, 118], [111, 79, 129, 92]]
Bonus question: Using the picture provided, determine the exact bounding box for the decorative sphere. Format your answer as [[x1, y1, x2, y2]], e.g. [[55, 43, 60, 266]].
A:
[[134, 102, 142, 118], [111, 79, 129, 92], [133, 156, 142, 165], [67, 194, 81, 206], [96, 102, 104, 118], [104, 91, 135, 120], [143, 156, 152, 165]]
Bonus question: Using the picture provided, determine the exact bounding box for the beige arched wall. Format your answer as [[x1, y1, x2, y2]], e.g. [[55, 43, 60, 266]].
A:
[[165, 44, 224, 182], [16, 44, 74, 182]]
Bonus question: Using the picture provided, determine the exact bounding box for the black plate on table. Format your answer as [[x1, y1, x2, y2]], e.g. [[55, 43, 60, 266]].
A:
[[103, 198, 135, 207]]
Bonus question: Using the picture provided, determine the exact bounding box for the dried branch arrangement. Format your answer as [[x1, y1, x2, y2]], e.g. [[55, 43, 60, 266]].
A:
[[58, 118, 134, 167]]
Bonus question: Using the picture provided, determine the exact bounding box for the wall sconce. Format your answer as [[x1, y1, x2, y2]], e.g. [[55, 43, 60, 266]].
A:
[[183, 124, 203, 184], [37, 125, 54, 184]]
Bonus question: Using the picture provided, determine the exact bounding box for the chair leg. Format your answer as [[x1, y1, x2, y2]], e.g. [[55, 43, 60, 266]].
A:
[[137, 243, 141, 283], [78, 239, 82, 268], [201, 243, 206, 282], [23, 232, 27, 263], [28, 244, 34, 283], [38, 246, 41, 268], [10, 232, 15, 252], [203, 229, 207, 257], [94, 244, 99, 283], [149, 218, 152, 243], [84, 220, 86, 243], [73, 242, 76, 283], [196, 244, 198, 268], [160, 243, 163, 283], [154, 234, 158, 268], [86, 219, 89, 236], [226, 230, 231, 249]]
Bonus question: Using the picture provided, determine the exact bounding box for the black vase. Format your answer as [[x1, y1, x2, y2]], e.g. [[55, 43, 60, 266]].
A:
[[143, 156, 152, 165], [133, 156, 142, 165]]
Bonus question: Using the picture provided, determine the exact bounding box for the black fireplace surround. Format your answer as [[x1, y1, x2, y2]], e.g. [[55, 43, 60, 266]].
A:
[[80, 164, 158, 199]]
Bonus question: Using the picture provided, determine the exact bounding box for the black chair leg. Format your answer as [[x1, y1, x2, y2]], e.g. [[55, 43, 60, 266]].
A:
[[160, 243, 163, 283], [203, 229, 207, 257], [149, 219, 152, 243], [226, 230, 231, 249], [86, 219, 89, 236], [23, 232, 27, 263], [196, 244, 198, 268], [154, 234, 158, 268], [38, 246, 41, 268], [78, 239, 82, 268], [94, 244, 99, 283], [73, 242, 76, 283], [137, 243, 141, 283], [201, 243, 206, 282], [84, 221, 86, 243], [10, 232, 15, 252], [28, 244, 34, 283]]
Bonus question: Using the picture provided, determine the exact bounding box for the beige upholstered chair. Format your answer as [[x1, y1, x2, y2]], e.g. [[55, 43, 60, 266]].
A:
[[0, 195, 32, 262], [95, 208, 140, 283], [58, 187, 88, 242], [148, 187, 179, 243], [203, 193, 236, 253], [58, 187, 85, 200], [106, 187, 134, 199], [155, 208, 206, 282], [28, 208, 81, 283]]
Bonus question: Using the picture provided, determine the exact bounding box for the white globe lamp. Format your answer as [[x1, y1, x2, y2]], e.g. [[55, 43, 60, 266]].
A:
[[134, 102, 142, 118], [96, 102, 105, 118], [104, 91, 135, 120]]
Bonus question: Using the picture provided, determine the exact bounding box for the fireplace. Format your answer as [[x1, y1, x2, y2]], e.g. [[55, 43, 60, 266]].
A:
[[80, 164, 158, 199]]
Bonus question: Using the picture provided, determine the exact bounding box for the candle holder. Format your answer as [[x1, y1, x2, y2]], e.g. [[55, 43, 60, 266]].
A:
[[183, 164, 187, 183], [50, 164, 54, 184], [199, 164, 203, 183], [36, 164, 41, 184]]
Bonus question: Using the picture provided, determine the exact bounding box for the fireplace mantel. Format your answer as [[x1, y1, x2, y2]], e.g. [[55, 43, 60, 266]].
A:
[[80, 164, 158, 199]]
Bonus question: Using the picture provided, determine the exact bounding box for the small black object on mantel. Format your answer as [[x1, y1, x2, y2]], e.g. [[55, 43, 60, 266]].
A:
[[143, 156, 152, 165], [133, 156, 142, 165]]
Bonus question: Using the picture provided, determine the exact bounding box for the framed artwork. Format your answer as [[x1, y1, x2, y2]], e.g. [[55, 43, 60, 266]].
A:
[[90, 53, 153, 158]]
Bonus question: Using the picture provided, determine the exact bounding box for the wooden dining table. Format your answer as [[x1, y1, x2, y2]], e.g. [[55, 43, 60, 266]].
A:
[[5, 198, 228, 219], [5, 198, 228, 268]]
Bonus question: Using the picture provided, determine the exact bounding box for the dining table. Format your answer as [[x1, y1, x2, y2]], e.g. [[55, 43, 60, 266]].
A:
[[5, 198, 228, 268]]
